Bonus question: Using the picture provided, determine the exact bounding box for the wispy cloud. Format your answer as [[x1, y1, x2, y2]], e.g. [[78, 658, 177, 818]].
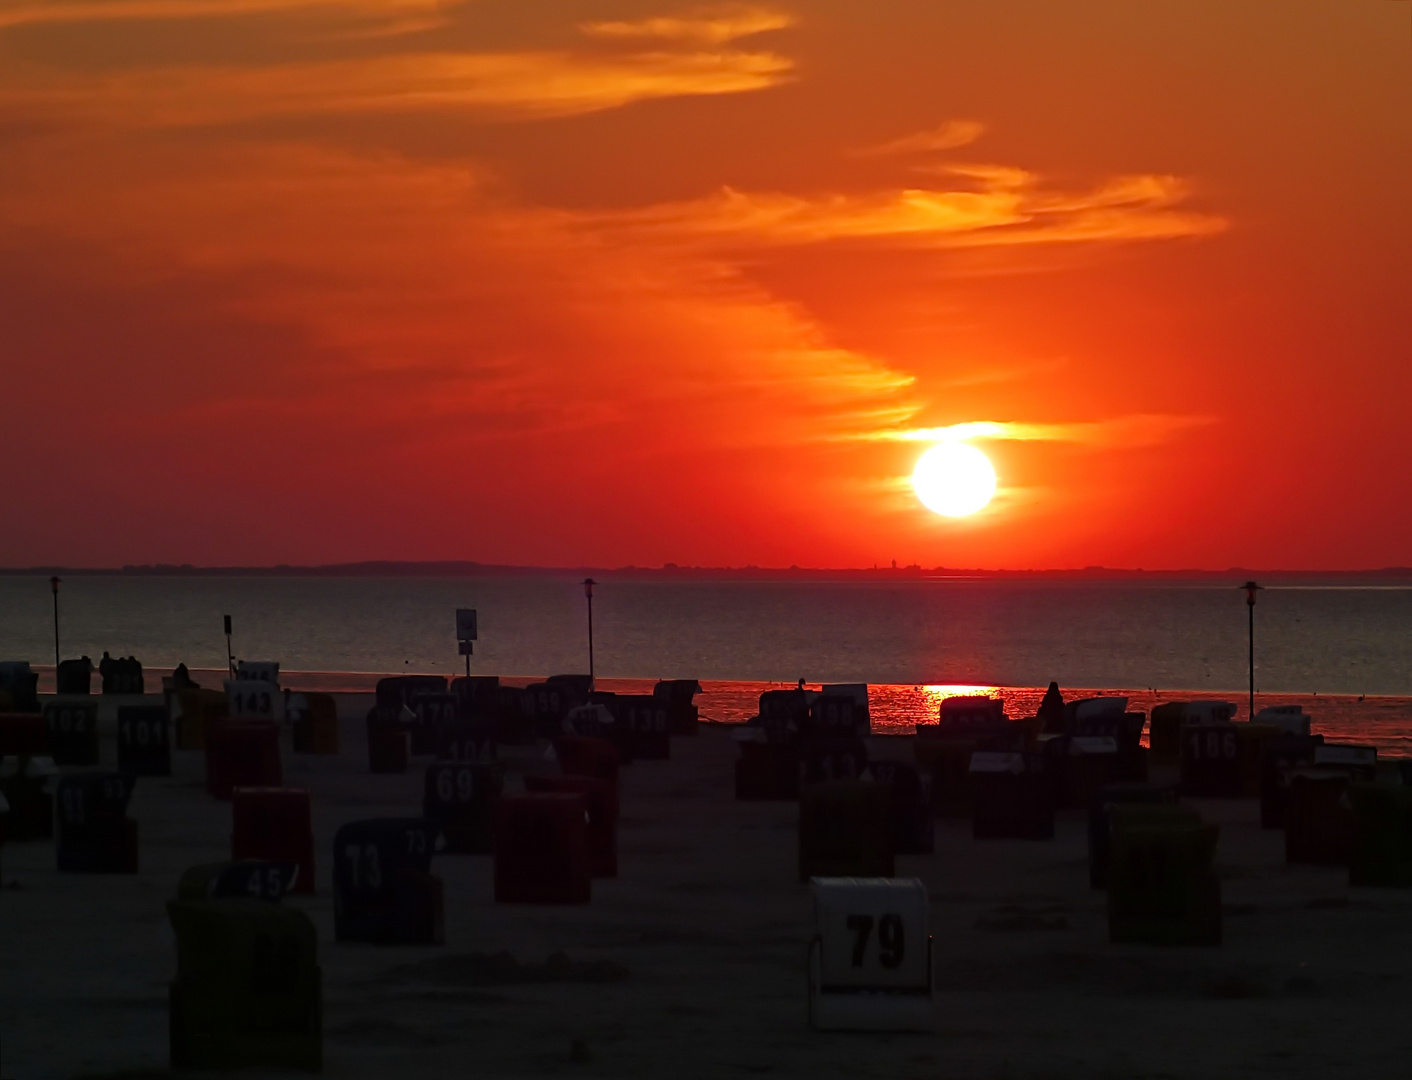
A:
[[580, 4, 793, 45], [0, 139, 913, 452], [866, 414, 1219, 448], [2, 47, 794, 127], [0, 0, 452, 30], [853, 120, 985, 157], [563, 165, 1226, 250]]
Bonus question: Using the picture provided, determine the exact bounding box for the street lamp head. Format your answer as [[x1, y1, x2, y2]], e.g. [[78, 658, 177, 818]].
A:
[[583, 577, 596, 599], [50, 575, 60, 594], [1243, 580, 1261, 606]]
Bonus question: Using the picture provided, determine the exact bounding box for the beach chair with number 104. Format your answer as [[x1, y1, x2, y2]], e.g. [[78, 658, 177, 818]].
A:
[[808, 878, 933, 1032]]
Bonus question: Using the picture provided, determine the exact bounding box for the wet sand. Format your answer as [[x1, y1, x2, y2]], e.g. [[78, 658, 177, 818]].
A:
[[4, 699, 1412, 1079]]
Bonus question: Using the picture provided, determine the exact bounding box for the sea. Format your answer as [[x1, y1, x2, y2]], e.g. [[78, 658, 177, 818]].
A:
[[3, 572, 1411, 750]]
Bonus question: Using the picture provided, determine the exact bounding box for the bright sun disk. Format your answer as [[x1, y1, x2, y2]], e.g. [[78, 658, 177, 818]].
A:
[[912, 441, 996, 517]]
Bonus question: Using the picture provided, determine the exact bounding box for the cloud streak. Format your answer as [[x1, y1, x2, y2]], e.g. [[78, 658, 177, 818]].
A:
[[853, 120, 985, 156], [0, 0, 452, 30], [0, 139, 913, 453], [866, 414, 1219, 449], [580, 4, 793, 45], [563, 165, 1226, 250], [1, 47, 795, 127]]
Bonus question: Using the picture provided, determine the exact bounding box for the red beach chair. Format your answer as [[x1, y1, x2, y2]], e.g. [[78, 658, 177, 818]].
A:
[[493, 793, 592, 904], [231, 787, 316, 894]]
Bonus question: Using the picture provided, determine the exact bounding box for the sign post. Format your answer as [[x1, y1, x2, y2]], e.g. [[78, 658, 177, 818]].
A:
[[455, 609, 477, 677], [50, 576, 61, 676], [582, 579, 596, 689], [224, 614, 235, 679]]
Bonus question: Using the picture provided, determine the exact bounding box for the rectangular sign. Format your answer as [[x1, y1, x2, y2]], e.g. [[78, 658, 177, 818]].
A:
[[1070, 736, 1118, 756], [455, 608, 477, 642], [1314, 744, 1377, 767], [969, 751, 1025, 774], [235, 661, 280, 685], [226, 679, 285, 721]]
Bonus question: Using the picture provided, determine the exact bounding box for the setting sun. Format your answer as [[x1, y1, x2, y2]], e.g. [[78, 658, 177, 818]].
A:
[[912, 442, 997, 517]]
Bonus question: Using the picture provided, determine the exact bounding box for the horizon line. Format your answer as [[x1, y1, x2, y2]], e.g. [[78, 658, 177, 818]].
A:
[[5, 560, 1412, 579]]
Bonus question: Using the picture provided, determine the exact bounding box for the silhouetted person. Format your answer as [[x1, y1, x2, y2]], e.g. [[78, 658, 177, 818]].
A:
[[1038, 680, 1066, 733], [172, 663, 199, 690], [99, 651, 112, 679]]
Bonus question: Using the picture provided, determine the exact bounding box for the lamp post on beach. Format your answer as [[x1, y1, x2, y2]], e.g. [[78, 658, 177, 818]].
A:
[[50, 575, 61, 674], [1244, 581, 1262, 720], [583, 578, 596, 689]]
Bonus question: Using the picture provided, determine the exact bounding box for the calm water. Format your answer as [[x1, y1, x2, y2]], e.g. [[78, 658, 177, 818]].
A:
[[2, 573, 1410, 694]]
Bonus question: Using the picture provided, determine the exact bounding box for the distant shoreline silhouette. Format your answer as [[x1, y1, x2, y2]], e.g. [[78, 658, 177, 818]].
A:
[[4, 562, 1412, 582]]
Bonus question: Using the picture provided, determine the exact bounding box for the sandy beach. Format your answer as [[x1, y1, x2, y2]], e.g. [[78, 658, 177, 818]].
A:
[[3, 693, 1412, 1079]]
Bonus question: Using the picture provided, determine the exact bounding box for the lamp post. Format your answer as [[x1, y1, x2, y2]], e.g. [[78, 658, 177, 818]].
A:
[[1243, 581, 1262, 720], [582, 578, 596, 688], [50, 576, 61, 675]]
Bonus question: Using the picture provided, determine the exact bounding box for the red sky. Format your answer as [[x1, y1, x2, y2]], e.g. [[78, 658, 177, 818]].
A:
[[2, 1, 1409, 569]]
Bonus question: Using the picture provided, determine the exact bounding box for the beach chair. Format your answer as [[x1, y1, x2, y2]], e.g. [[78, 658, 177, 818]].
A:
[[799, 781, 894, 881], [1285, 769, 1355, 865], [1088, 782, 1181, 888], [43, 701, 99, 766], [734, 737, 801, 800], [800, 738, 869, 790], [1349, 783, 1412, 887], [168, 898, 322, 1071], [808, 877, 933, 1032], [366, 710, 409, 774], [117, 705, 171, 777], [863, 761, 934, 854], [1259, 735, 1325, 829], [231, 788, 315, 894], [171, 688, 229, 751], [553, 735, 620, 784], [653, 679, 702, 736], [616, 695, 672, 760], [493, 794, 592, 904], [55, 772, 138, 874], [970, 750, 1054, 840], [423, 761, 503, 854], [333, 818, 443, 943], [55, 658, 93, 695], [524, 773, 617, 877], [805, 690, 870, 741], [915, 721, 1026, 818], [290, 691, 339, 755], [207, 721, 282, 799], [1107, 805, 1221, 946]]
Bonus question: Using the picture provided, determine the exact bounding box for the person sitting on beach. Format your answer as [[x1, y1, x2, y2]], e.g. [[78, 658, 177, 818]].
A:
[[171, 663, 199, 690]]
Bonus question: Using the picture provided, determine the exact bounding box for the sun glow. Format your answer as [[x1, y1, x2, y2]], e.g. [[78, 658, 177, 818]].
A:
[[912, 441, 996, 517]]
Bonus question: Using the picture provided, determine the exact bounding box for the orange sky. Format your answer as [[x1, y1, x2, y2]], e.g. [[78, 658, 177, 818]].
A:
[[2, 1, 1409, 569]]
